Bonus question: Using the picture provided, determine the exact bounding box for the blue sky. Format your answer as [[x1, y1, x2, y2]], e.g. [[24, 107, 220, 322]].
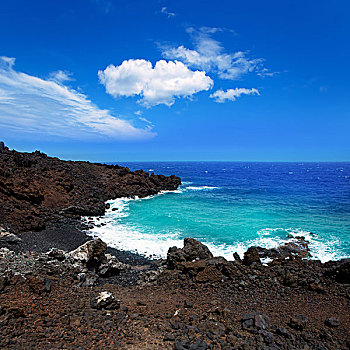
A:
[[0, 0, 349, 161]]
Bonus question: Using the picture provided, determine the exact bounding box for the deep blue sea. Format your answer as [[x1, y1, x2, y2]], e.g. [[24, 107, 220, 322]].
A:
[[87, 162, 350, 262]]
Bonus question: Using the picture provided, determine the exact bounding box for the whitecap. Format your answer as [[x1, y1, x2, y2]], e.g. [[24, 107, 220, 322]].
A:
[[186, 186, 219, 191]]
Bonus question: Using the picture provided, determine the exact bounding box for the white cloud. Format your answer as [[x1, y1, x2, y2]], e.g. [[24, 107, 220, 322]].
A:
[[49, 70, 74, 83], [98, 59, 213, 107], [210, 88, 260, 103], [162, 27, 275, 80], [0, 57, 155, 140], [160, 7, 176, 18]]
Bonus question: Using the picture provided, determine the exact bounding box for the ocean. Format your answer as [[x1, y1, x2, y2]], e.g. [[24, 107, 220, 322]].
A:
[[86, 162, 350, 262]]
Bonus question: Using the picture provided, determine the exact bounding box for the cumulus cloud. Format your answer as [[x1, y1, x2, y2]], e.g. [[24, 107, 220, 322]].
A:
[[160, 7, 176, 18], [210, 88, 260, 103], [98, 59, 213, 107], [0, 57, 155, 140], [162, 27, 276, 80]]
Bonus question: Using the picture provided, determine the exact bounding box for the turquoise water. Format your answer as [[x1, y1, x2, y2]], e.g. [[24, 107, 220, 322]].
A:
[[87, 162, 350, 262]]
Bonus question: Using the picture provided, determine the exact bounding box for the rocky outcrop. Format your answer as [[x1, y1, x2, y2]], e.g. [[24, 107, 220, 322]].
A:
[[256, 237, 311, 260], [0, 143, 181, 233], [90, 291, 120, 310], [167, 238, 213, 269]]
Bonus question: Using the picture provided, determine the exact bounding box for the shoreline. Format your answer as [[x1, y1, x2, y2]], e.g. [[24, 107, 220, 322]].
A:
[[84, 191, 347, 264], [1, 144, 349, 349]]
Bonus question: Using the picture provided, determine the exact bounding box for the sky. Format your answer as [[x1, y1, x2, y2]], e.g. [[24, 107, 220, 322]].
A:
[[0, 0, 349, 161]]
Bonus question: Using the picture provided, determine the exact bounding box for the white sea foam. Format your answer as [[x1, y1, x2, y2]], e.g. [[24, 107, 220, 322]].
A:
[[186, 186, 219, 191]]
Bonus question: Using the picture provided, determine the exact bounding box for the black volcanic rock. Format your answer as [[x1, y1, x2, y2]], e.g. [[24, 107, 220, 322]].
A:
[[167, 238, 213, 269], [0, 143, 181, 233]]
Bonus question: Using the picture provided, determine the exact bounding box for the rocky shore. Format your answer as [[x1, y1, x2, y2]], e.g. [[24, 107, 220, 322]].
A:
[[0, 143, 349, 349]]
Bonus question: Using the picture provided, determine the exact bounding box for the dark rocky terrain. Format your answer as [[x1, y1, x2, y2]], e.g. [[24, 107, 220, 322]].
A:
[[0, 143, 349, 349], [0, 142, 181, 233]]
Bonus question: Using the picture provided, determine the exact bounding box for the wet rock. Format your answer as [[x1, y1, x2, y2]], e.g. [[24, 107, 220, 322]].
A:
[[242, 247, 261, 266], [91, 291, 120, 310], [257, 237, 311, 260], [242, 312, 270, 331], [325, 317, 340, 328], [289, 315, 308, 330]]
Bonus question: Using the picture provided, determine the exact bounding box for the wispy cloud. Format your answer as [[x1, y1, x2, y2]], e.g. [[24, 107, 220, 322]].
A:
[[162, 27, 276, 80], [0, 57, 155, 140], [48, 70, 74, 83], [159, 7, 176, 18], [210, 88, 260, 103], [98, 59, 213, 107]]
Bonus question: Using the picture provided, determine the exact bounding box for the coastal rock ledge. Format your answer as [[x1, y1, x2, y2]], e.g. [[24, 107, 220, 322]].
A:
[[0, 142, 181, 233]]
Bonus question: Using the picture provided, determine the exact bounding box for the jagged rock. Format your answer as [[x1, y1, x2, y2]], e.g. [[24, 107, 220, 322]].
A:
[[91, 291, 120, 310], [242, 247, 261, 266], [46, 248, 66, 261], [98, 254, 127, 277], [325, 317, 340, 327], [167, 238, 213, 269], [69, 239, 107, 271], [183, 238, 213, 261], [0, 231, 22, 244], [233, 252, 241, 262], [242, 311, 270, 330], [0, 142, 5, 152], [289, 315, 308, 330], [167, 246, 186, 269]]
